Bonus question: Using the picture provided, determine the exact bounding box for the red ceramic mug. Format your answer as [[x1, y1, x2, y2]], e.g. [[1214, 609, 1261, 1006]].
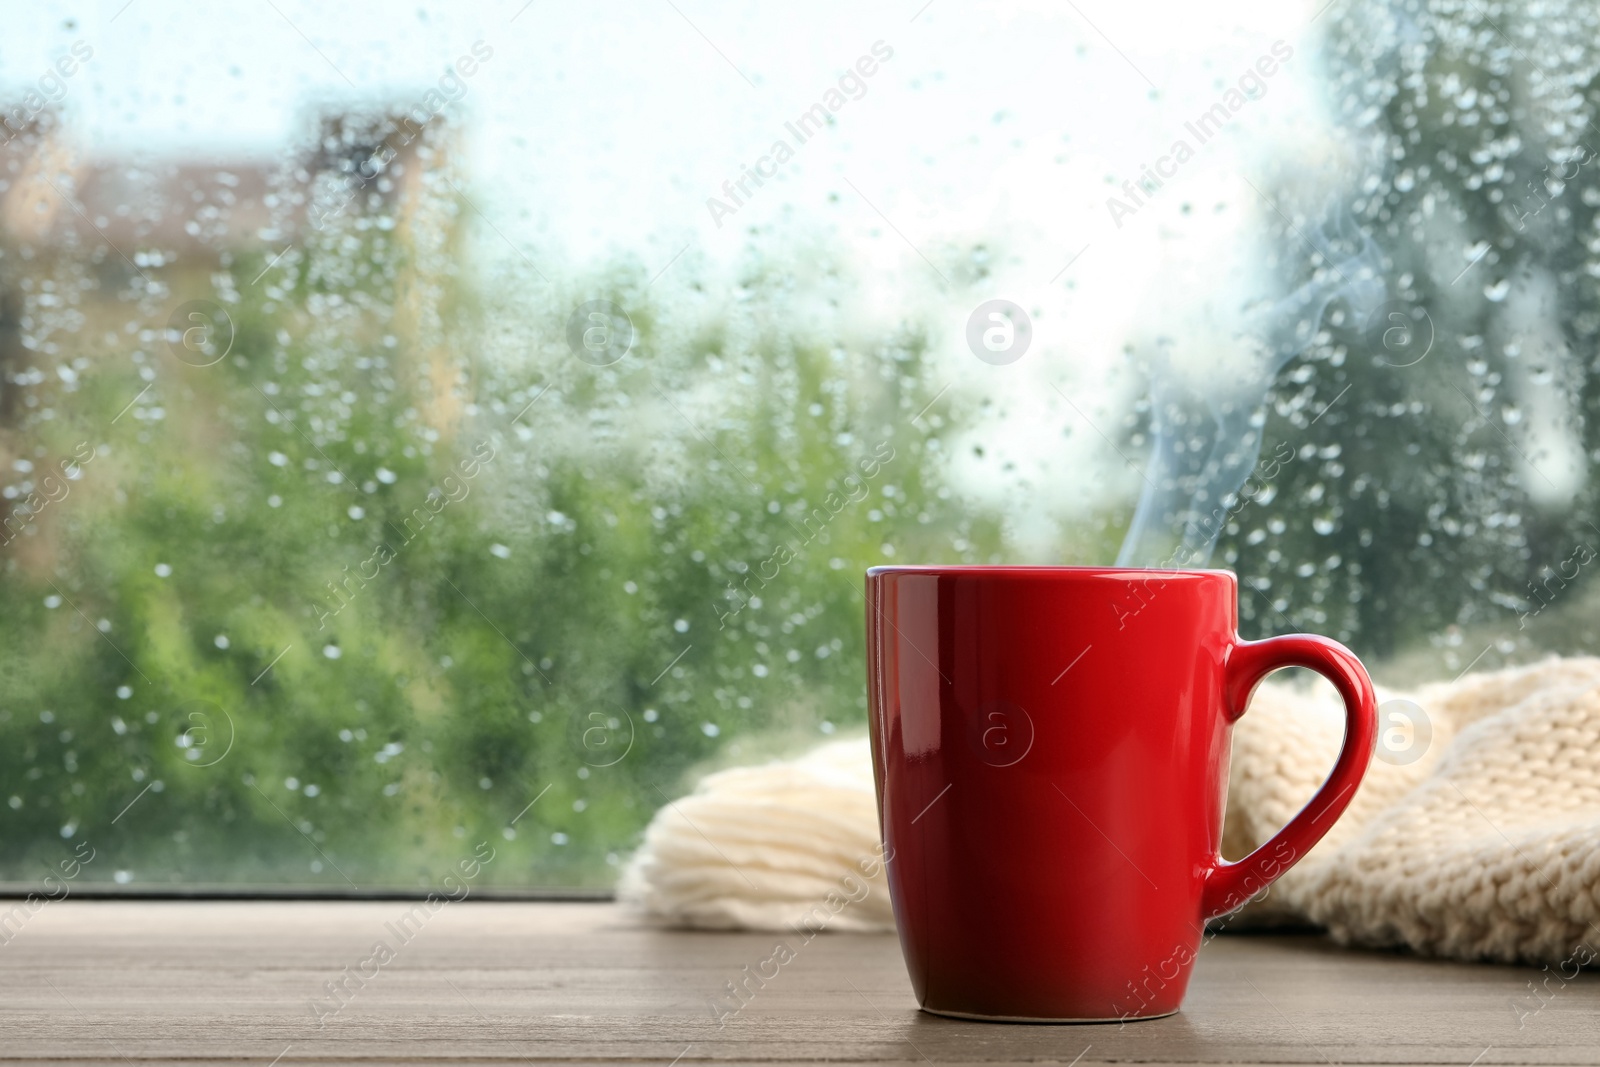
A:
[[864, 566, 1376, 1022]]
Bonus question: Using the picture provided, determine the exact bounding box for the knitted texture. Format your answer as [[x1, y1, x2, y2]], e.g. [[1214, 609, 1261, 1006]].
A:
[[621, 658, 1600, 963], [617, 738, 895, 932], [1239, 657, 1600, 964]]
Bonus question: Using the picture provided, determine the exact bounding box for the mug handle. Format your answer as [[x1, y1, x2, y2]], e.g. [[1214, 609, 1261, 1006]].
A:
[[1200, 633, 1378, 921]]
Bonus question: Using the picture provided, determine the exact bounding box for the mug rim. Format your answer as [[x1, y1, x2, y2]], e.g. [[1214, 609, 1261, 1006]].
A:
[[867, 564, 1235, 580]]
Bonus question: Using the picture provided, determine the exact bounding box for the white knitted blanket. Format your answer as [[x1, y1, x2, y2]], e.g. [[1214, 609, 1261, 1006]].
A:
[[620, 658, 1600, 965]]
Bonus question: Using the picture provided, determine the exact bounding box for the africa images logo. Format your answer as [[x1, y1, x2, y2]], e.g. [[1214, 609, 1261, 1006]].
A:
[[1104, 40, 1294, 228], [706, 41, 895, 228]]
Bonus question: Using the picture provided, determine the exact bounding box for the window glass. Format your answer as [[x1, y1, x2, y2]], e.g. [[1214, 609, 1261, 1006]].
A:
[[1, 1, 1592, 889]]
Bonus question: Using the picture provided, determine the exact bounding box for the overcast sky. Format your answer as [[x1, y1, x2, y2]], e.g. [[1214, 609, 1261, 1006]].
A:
[[3, 0, 1348, 552]]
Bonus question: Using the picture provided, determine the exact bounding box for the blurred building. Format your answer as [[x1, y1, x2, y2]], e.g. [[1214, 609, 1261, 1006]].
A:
[[0, 106, 464, 556]]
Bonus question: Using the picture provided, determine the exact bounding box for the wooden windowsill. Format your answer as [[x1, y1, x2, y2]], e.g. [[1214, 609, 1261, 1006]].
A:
[[1, 901, 1593, 1064]]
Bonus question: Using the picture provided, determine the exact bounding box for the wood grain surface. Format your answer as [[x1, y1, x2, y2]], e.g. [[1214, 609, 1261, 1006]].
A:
[[0, 901, 1594, 1065]]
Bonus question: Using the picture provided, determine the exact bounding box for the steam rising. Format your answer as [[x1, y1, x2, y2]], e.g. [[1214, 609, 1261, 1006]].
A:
[[1116, 218, 1384, 568]]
